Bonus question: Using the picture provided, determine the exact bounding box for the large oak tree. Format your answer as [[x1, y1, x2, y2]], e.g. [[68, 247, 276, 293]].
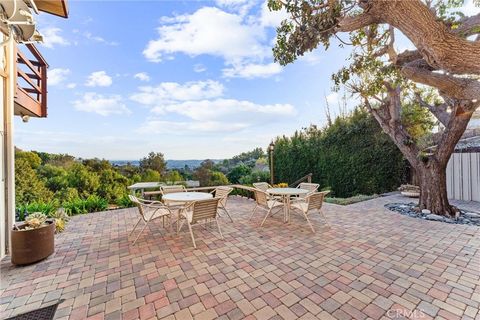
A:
[[270, 0, 480, 216]]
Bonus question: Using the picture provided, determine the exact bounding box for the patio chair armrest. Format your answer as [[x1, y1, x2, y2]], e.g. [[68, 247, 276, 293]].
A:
[[141, 202, 171, 211], [141, 198, 163, 204]]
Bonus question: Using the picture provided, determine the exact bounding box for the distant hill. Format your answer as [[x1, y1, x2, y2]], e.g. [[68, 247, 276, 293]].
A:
[[110, 159, 222, 169]]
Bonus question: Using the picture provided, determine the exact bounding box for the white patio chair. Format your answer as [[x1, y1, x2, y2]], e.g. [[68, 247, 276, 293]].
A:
[[253, 182, 272, 192], [290, 191, 330, 232], [161, 185, 187, 209], [128, 195, 173, 245], [249, 189, 283, 223], [161, 185, 187, 195], [177, 198, 223, 248], [211, 186, 234, 222], [253, 182, 282, 200], [297, 182, 320, 198]]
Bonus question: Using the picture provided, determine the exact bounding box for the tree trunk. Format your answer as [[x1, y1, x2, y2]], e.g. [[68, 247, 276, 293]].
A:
[[417, 162, 455, 217]]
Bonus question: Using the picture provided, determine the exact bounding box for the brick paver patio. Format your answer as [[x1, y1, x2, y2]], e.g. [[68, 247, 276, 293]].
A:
[[1, 195, 479, 320]]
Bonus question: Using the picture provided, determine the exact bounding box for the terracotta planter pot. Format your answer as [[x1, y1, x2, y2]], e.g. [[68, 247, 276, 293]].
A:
[[11, 219, 55, 265]]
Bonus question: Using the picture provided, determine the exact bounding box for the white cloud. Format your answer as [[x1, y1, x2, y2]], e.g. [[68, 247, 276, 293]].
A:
[[223, 62, 282, 78], [144, 7, 267, 63], [132, 79, 297, 134], [326, 92, 339, 104], [138, 120, 248, 134], [194, 64, 207, 73], [130, 80, 224, 107], [215, 0, 257, 16], [85, 71, 113, 87], [134, 72, 150, 82], [154, 98, 296, 121], [72, 93, 130, 116], [143, 3, 292, 79], [67, 83, 77, 89], [40, 27, 70, 48], [83, 31, 118, 46], [48, 68, 70, 86], [259, 0, 288, 27], [461, 0, 480, 15]]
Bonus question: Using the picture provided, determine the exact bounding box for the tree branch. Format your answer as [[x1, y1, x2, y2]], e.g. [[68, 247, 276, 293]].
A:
[[455, 13, 480, 37], [337, 13, 378, 32], [363, 0, 480, 75], [434, 100, 476, 165], [402, 62, 480, 100], [415, 93, 450, 126], [363, 95, 420, 167]]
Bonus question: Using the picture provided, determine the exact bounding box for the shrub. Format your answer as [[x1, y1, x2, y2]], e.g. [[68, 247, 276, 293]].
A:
[[116, 195, 134, 208], [62, 195, 108, 215], [84, 195, 108, 213], [239, 170, 270, 185], [16, 201, 58, 220], [272, 108, 406, 197], [63, 198, 87, 215]]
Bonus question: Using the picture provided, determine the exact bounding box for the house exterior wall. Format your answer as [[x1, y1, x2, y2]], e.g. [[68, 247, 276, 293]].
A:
[[446, 152, 480, 202], [1, 33, 16, 259], [1, 32, 5, 259]]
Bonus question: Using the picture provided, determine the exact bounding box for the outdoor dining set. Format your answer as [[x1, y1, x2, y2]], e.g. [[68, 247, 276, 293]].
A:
[[127, 182, 330, 248]]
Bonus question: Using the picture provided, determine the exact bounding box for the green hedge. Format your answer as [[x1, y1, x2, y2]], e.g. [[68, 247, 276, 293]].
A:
[[272, 108, 406, 197]]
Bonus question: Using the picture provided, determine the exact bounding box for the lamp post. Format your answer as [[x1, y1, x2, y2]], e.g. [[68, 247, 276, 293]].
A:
[[269, 142, 275, 185]]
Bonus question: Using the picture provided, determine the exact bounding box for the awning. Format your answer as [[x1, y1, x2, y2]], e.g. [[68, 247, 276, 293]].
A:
[[34, 0, 69, 18]]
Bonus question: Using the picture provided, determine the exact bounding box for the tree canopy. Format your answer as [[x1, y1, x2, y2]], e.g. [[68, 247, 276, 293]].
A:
[[269, 0, 480, 215]]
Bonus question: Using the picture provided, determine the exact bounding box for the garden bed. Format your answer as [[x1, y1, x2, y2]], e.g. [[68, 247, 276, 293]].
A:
[[325, 194, 379, 205], [385, 203, 480, 226]]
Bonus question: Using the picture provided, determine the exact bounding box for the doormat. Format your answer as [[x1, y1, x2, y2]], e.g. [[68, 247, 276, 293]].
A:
[[5, 301, 61, 320]]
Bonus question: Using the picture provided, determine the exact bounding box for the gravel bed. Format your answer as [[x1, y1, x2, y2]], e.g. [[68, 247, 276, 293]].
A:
[[385, 203, 480, 226]]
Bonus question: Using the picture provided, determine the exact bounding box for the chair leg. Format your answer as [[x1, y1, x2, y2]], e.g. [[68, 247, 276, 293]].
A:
[[302, 211, 315, 233], [215, 217, 224, 239], [220, 205, 234, 222], [187, 221, 196, 248], [249, 205, 258, 220], [132, 221, 149, 245], [319, 209, 330, 228], [260, 207, 273, 227], [177, 219, 185, 234], [129, 217, 142, 236]]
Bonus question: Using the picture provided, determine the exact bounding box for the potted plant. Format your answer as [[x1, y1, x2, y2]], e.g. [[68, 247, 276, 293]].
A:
[[398, 184, 420, 198], [11, 212, 55, 265]]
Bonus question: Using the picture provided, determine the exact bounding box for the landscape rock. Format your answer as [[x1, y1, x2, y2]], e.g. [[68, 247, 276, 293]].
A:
[[384, 203, 480, 227], [465, 212, 480, 219], [426, 214, 444, 221]]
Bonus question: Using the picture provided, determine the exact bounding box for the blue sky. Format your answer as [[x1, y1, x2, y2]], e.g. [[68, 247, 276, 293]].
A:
[[14, 0, 479, 160]]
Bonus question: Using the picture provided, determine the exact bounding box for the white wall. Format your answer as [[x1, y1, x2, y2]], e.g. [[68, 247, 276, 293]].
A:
[[1, 33, 16, 259], [446, 152, 480, 202], [1, 32, 6, 259]]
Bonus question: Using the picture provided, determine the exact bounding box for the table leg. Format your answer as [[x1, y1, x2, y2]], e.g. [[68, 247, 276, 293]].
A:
[[283, 195, 288, 223], [286, 196, 291, 223]]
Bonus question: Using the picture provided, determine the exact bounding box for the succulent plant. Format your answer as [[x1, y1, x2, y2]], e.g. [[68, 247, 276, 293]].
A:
[[24, 212, 48, 230]]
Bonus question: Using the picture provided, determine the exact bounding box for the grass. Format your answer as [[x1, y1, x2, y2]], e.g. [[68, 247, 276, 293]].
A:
[[325, 194, 379, 205]]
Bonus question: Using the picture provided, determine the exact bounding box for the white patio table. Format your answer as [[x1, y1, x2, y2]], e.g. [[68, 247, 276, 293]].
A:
[[162, 192, 213, 203], [162, 192, 213, 231], [128, 182, 162, 196], [266, 188, 309, 223]]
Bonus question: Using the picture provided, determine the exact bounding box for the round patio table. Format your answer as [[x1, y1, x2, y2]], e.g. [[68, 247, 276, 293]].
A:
[[266, 188, 309, 223], [162, 192, 212, 203], [162, 192, 213, 231]]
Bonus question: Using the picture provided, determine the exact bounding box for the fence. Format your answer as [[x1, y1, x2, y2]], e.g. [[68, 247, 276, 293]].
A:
[[446, 152, 480, 201]]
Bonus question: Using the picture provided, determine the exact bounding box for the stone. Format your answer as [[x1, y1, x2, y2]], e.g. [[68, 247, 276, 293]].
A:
[[426, 214, 444, 221], [421, 209, 431, 214], [465, 212, 480, 219]]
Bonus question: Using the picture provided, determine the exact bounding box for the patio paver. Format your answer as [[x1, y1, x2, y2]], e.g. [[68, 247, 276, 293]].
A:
[[1, 195, 479, 319]]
